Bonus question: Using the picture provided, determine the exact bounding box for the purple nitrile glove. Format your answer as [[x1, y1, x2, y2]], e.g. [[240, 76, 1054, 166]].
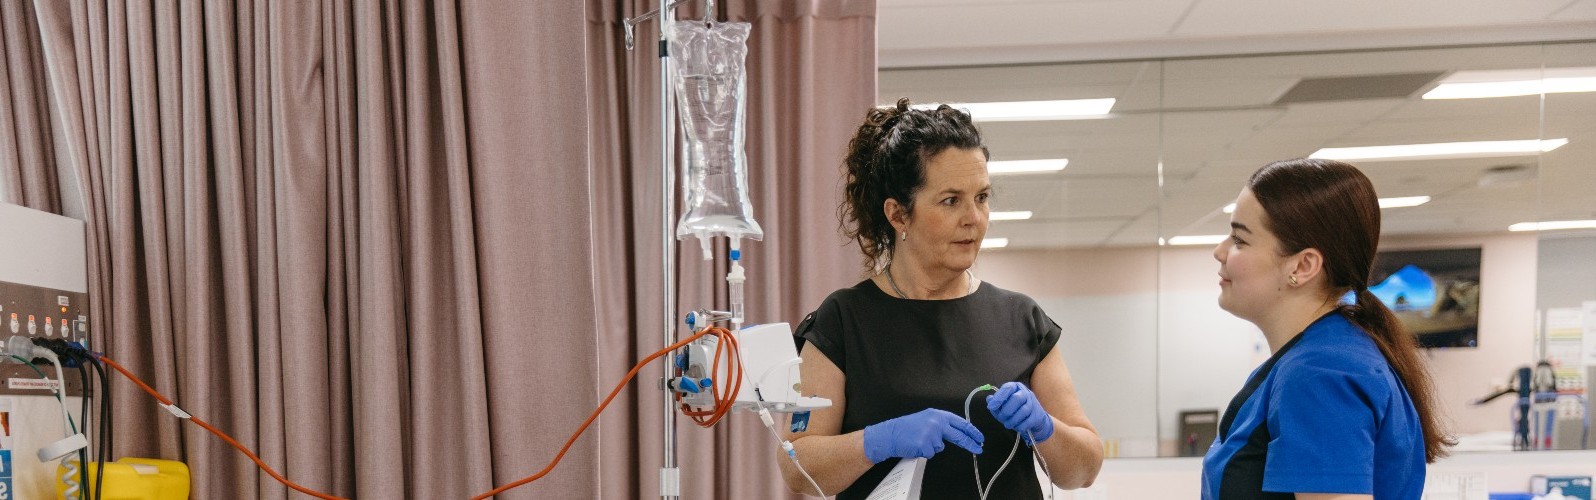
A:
[[986, 381, 1055, 446], [862, 408, 985, 463]]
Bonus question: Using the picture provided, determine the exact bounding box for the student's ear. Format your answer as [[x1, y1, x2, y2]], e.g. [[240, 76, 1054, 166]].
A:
[[1288, 248, 1325, 287]]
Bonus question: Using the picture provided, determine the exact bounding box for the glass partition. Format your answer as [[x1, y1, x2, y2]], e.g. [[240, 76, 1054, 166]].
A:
[[1534, 41, 1596, 452], [879, 40, 1596, 458]]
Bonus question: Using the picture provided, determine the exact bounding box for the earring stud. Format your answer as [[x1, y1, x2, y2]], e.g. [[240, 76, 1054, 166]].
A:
[[1288, 275, 1298, 286]]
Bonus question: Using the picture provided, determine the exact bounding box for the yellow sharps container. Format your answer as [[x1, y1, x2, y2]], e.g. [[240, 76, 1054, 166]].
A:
[[55, 458, 189, 500]]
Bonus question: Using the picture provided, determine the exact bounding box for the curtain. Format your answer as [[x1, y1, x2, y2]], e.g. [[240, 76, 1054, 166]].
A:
[[0, 0, 60, 212], [27, 1, 598, 498], [8, 0, 873, 498], [587, 1, 875, 498]]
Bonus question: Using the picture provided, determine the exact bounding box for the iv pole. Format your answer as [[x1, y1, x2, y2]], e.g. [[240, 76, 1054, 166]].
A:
[[622, 1, 716, 498]]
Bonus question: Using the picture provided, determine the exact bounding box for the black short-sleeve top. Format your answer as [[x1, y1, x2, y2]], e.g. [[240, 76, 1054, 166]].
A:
[[796, 279, 1063, 499]]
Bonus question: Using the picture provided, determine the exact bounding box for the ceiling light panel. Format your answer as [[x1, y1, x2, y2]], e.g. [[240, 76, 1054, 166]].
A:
[[1310, 139, 1568, 161], [1424, 67, 1596, 99], [990, 211, 1033, 221], [1164, 235, 1228, 246], [1508, 220, 1596, 232], [988, 159, 1068, 174], [981, 238, 1010, 249]]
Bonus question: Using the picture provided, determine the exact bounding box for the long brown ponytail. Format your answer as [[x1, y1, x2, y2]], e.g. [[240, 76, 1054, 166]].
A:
[[1249, 158, 1455, 462]]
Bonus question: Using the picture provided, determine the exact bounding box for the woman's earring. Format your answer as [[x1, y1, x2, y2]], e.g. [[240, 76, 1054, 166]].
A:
[[901, 232, 908, 242], [1287, 275, 1298, 286]]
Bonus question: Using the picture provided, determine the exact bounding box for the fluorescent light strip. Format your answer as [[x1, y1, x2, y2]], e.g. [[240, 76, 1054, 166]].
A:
[[1377, 196, 1431, 208], [1310, 139, 1567, 162], [1222, 196, 1429, 214], [1165, 235, 1228, 246], [980, 238, 1009, 249], [988, 159, 1067, 174], [1424, 77, 1596, 99], [915, 99, 1115, 121], [990, 211, 1032, 221], [1509, 220, 1596, 232]]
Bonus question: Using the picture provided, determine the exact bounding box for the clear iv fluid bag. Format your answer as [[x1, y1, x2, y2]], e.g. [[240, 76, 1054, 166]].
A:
[[667, 21, 764, 250]]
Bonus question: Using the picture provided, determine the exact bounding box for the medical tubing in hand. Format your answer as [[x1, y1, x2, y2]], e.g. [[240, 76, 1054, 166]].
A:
[[964, 384, 1020, 500]]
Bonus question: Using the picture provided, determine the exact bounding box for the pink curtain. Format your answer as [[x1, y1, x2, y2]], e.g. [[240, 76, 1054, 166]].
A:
[[8, 0, 873, 497], [27, 1, 597, 498], [0, 0, 60, 211], [587, 1, 875, 498]]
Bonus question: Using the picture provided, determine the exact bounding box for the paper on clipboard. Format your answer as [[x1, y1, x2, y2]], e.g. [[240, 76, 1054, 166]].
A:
[[866, 457, 926, 500]]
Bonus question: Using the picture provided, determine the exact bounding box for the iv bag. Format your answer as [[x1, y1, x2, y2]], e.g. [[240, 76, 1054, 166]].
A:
[[667, 21, 763, 257]]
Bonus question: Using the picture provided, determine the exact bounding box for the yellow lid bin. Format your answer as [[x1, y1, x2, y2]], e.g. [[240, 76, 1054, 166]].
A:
[[55, 458, 190, 500]]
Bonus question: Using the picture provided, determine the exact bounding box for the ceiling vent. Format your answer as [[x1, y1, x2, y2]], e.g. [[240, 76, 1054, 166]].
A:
[[1273, 72, 1446, 104]]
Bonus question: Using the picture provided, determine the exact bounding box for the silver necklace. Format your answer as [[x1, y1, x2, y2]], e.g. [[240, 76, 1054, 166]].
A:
[[884, 263, 976, 299]]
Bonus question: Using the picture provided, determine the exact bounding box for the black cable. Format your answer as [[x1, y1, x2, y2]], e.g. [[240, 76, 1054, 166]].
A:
[[81, 353, 107, 498], [85, 356, 109, 500], [75, 448, 88, 500], [74, 360, 91, 500]]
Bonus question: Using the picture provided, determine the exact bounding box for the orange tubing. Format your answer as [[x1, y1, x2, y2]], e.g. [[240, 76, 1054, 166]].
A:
[[101, 324, 743, 500], [98, 356, 349, 500], [473, 326, 736, 499]]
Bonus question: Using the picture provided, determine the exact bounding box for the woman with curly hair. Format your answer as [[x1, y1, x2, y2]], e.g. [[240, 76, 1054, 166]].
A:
[[776, 98, 1103, 499]]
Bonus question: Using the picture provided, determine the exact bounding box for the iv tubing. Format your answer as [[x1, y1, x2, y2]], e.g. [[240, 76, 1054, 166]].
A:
[[472, 326, 729, 499], [757, 407, 829, 500], [96, 356, 348, 500]]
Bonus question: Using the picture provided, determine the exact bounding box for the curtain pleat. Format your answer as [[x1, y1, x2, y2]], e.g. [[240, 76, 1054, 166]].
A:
[[0, 0, 60, 211]]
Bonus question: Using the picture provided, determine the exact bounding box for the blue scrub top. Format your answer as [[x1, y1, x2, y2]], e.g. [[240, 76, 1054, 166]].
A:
[[1201, 312, 1426, 499]]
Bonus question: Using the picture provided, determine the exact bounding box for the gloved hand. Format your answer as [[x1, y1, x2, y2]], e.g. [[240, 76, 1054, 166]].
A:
[[986, 381, 1055, 446], [862, 408, 984, 463]]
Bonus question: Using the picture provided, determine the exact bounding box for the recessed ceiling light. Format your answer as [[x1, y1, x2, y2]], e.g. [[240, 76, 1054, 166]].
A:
[[916, 99, 1115, 121], [1508, 220, 1596, 232], [1164, 235, 1228, 246], [1377, 196, 1431, 208], [1309, 139, 1567, 162], [990, 211, 1033, 221], [988, 159, 1067, 175], [980, 238, 1009, 249], [1423, 67, 1596, 99], [1222, 196, 1430, 214]]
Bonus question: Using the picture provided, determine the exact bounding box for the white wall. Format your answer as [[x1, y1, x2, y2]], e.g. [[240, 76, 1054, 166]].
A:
[[974, 249, 1162, 455], [1537, 235, 1596, 310], [1155, 247, 1269, 450], [976, 231, 1545, 456]]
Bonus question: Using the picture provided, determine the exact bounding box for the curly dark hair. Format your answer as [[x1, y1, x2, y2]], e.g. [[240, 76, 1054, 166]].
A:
[[840, 97, 987, 272]]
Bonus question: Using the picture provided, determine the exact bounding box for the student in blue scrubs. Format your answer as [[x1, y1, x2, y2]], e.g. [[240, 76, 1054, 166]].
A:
[[1202, 158, 1454, 499]]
